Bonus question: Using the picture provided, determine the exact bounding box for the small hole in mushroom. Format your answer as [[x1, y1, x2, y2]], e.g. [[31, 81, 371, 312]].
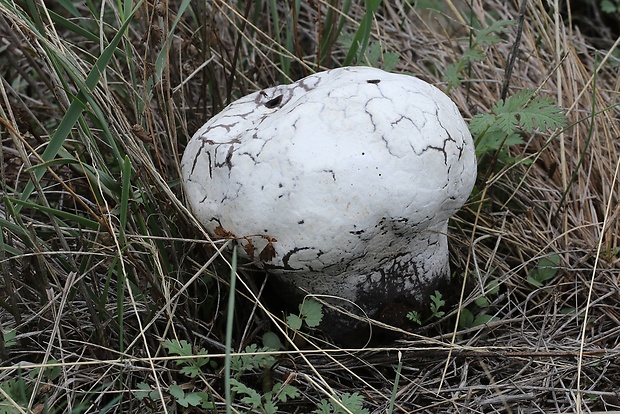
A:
[[264, 94, 283, 108], [366, 79, 380, 84]]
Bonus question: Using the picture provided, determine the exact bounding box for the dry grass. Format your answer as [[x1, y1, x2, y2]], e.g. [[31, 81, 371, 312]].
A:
[[0, 0, 619, 412]]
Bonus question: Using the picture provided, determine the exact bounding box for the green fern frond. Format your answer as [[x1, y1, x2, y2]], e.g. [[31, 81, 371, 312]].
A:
[[491, 90, 566, 133], [475, 20, 515, 46], [471, 89, 567, 156]]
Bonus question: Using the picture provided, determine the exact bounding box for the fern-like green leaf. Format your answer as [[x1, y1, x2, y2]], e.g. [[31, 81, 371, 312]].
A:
[[472, 89, 566, 156], [469, 113, 496, 135], [230, 345, 276, 374], [340, 393, 370, 414], [476, 131, 524, 155], [163, 339, 193, 357], [134, 382, 158, 401], [444, 63, 463, 89], [314, 392, 369, 414], [315, 400, 332, 414], [230, 379, 263, 408], [162, 339, 209, 377], [179, 360, 209, 378], [263, 400, 278, 414], [492, 90, 566, 133], [383, 51, 400, 72], [494, 89, 533, 111], [406, 310, 422, 325], [461, 47, 486, 63], [169, 384, 203, 408], [494, 112, 522, 134], [600, 0, 619, 13], [429, 291, 445, 317], [475, 20, 515, 46], [518, 96, 566, 132], [272, 383, 300, 402]]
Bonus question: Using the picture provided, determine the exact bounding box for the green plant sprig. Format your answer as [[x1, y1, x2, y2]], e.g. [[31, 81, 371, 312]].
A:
[[470, 89, 567, 157], [445, 20, 516, 94], [407, 291, 446, 325]]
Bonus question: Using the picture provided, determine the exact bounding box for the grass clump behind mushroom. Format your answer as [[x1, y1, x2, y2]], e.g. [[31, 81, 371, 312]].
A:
[[0, 0, 619, 413]]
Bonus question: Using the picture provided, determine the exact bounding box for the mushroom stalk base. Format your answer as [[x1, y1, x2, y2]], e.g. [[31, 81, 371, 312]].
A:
[[269, 223, 450, 337]]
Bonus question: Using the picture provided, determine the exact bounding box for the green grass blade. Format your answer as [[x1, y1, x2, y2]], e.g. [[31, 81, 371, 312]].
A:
[[343, 0, 381, 66], [54, 0, 80, 17], [119, 155, 132, 243], [319, 0, 351, 66], [225, 246, 238, 414], [18, 0, 144, 209], [388, 351, 403, 414], [46, 9, 99, 42], [154, 0, 192, 82], [1, 197, 52, 256], [5, 197, 101, 231], [0, 217, 27, 256]]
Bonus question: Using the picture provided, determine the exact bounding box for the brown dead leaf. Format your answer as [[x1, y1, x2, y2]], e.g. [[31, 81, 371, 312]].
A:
[[214, 226, 233, 238], [243, 238, 255, 260], [259, 241, 276, 262]]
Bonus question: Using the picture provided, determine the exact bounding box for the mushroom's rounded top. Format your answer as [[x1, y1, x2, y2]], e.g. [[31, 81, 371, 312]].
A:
[[181, 66, 476, 272]]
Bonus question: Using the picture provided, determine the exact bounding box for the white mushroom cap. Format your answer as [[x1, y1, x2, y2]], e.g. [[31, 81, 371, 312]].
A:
[[182, 66, 476, 319]]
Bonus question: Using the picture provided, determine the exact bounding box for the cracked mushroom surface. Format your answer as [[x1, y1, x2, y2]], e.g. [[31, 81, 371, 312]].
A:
[[182, 66, 476, 324]]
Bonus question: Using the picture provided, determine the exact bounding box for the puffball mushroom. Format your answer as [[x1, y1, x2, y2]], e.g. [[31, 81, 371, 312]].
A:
[[182, 66, 476, 331]]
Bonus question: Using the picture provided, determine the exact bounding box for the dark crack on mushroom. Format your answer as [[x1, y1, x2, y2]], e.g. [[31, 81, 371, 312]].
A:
[[264, 94, 283, 108]]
